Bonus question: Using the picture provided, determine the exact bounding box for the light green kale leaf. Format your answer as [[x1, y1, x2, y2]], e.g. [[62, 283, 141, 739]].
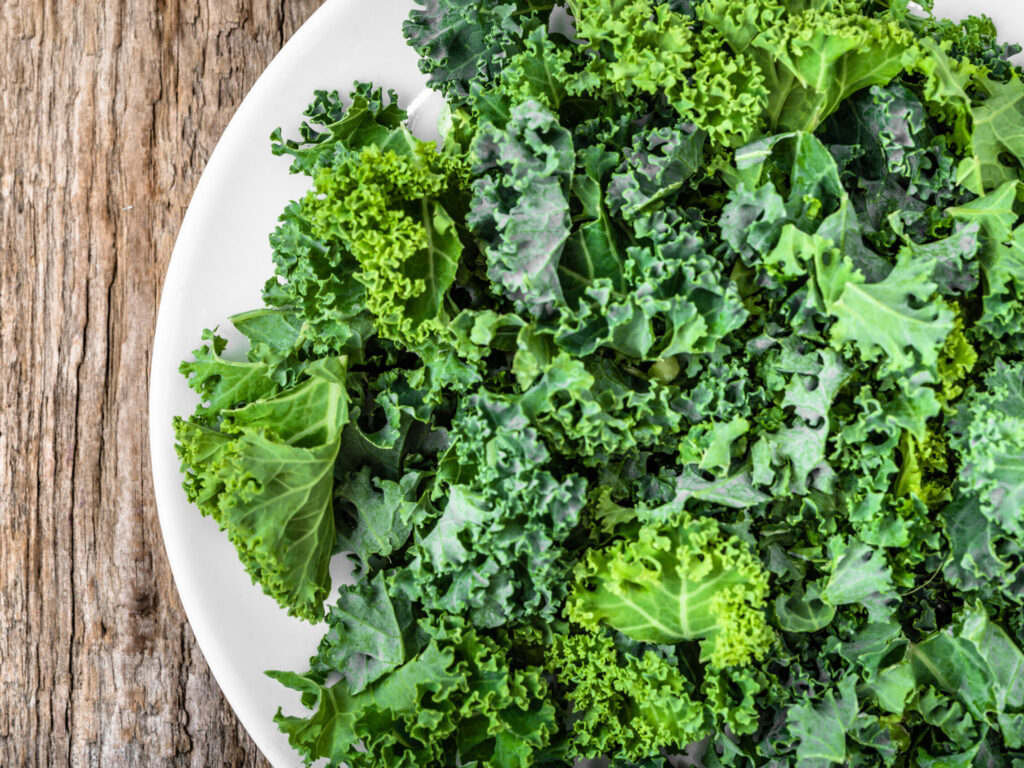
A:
[[751, 9, 914, 133], [229, 308, 308, 385], [303, 143, 465, 347], [694, 0, 785, 53], [264, 196, 374, 357], [174, 356, 349, 622], [547, 629, 708, 761], [265, 84, 448, 355], [568, 515, 773, 667], [567, 0, 767, 145], [823, 247, 954, 374]]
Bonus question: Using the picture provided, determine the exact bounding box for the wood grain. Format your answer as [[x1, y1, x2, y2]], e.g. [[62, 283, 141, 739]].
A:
[[0, 1, 321, 765]]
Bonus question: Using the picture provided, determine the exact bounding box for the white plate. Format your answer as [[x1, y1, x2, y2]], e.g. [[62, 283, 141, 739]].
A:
[[149, 2, 1023, 766]]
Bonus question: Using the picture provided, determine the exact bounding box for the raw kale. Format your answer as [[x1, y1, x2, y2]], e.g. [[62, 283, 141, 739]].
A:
[[172, 1, 1024, 764]]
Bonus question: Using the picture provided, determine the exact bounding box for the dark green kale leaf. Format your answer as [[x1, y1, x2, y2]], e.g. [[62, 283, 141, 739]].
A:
[[556, 209, 748, 360], [270, 616, 558, 768], [307, 572, 418, 693], [403, 0, 554, 104], [270, 83, 410, 175], [469, 100, 574, 316], [943, 494, 1024, 605], [391, 393, 587, 627], [333, 466, 423, 570], [950, 360, 1024, 541]]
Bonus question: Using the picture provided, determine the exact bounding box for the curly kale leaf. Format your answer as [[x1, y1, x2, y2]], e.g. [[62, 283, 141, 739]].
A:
[[956, 73, 1024, 195], [228, 308, 310, 385], [263, 196, 373, 357], [265, 84, 470, 354], [556, 209, 748, 360], [908, 603, 1024, 749], [723, 131, 848, 265], [174, 355, 349, 622], [504, 349, 687, 464], [821, 536, 897, 622], [307, 572, 418, 694], [950, 359, 1024, 541], [270, 617, 557, 768], [694, 0, 785, 53], [750, 346, 851, 496], [488, 23, 576, 111], [821, 83, 966, 243], [547, 629, 708, 761], [606, 125, 706, 218], [301, 143, 465, 347], [917, 10, 1020, 73], [469, 100, 574, 315], [824, 246, 955, 375], [949, 181, 1024, 341], [333, 466, 423, 570], [176, 329, 281, 422], [270, 83, 410, 175], [785, 675, 861, 766], [403, 0, 553, 103], [724, 130, 955, 374], [568, 0, 767, 145], [568, 515, 773, 667], [943, 494, 1024, 605], [750, 9, 914, 133], [391, 394, 587, 627], [913, 41, 1024, 195]]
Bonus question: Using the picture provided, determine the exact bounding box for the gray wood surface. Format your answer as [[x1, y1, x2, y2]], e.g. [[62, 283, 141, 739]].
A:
[[0, 2, 322, 764]]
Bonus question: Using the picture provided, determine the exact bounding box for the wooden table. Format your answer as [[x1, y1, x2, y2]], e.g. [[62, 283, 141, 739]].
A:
[[1, 2, 322, 764]]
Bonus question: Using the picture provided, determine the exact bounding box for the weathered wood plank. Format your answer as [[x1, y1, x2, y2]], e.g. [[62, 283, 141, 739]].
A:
[[0, 2, 321, 765]]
